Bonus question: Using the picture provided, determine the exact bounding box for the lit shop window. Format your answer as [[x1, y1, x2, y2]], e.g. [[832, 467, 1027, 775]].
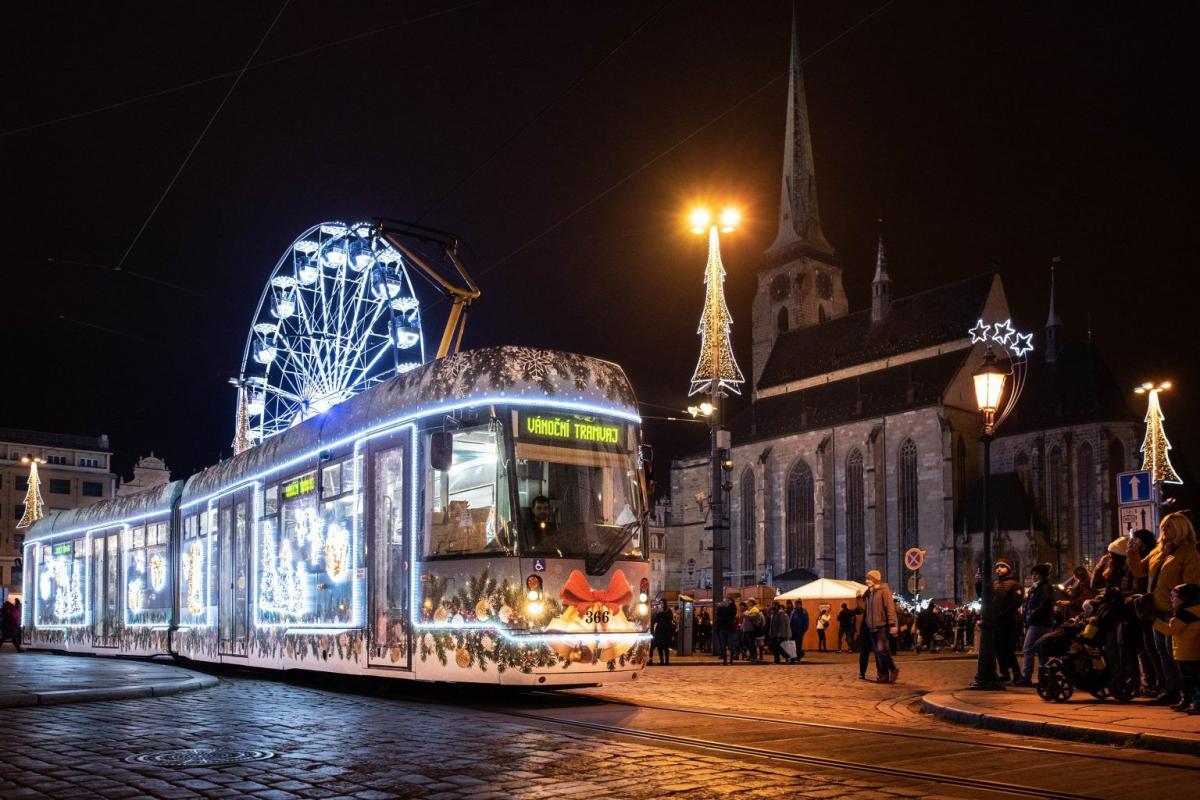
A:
[[36, 539, 86, 627], [257, 463, 363, 627], [126, 522, 170, 626]]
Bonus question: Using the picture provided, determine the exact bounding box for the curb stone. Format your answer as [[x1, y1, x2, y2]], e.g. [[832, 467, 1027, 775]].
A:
[[0, 672, 219, 709], [920, 694, 1200, 756]]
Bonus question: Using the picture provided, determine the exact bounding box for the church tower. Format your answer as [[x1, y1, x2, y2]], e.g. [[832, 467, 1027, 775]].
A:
[[751, 10, 848, 387]]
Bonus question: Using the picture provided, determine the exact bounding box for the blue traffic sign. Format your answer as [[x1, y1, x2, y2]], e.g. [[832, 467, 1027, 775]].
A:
[[1117, 470, 1152, 505]]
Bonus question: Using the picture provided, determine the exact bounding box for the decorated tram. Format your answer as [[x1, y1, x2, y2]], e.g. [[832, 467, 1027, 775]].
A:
[[21, 346, 652, 685]]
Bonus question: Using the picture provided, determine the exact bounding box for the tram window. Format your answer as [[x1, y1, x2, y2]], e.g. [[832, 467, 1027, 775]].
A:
[[36, 537, 86, 627], [426, 425, 513, 557], [126, 520, 171, 626], [181, 513, 207, 626], [263, 484, 279, 517]]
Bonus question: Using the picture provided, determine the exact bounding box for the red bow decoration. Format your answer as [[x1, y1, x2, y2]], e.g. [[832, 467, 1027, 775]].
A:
[[560, 569, 633, 613]]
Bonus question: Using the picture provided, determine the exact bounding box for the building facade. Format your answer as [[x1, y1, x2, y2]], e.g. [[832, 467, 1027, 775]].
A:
[[117, 453, 171, 496], [665, 19, 1139, 602], [0, 429, 118, 598]]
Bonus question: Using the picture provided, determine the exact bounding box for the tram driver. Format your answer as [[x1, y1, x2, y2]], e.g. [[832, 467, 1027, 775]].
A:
[[527, 495, 562, 554]]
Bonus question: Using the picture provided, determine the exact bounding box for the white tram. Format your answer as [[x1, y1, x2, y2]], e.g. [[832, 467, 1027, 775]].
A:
[[22, 346, 652, 686]]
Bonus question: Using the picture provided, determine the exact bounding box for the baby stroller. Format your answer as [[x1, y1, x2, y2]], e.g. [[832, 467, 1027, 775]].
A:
[[1034, 588, 1138, 703]]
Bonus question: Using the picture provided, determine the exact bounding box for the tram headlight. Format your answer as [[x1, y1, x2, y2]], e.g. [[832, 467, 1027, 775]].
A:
[[525, 574, 544, 616], [637, 603, 649, 616], [638, 592, 648, 603], [527, 600, 544, 617]]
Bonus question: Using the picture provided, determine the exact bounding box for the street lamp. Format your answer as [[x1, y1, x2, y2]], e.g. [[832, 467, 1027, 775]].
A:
[[965, 319, 1032, 691], [687, 206, 745, 647]]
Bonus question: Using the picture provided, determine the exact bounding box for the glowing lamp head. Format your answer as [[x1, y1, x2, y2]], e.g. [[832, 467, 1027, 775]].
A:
[[719, 207, 740, 232], [689, 208, 712, 234], [973, 348, 1007, 430]]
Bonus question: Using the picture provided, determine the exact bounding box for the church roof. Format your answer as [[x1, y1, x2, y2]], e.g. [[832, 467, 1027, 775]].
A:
[[733, 349, 969, 443], [1001, 341, 1137, 434], [757, 272, 995, 391]]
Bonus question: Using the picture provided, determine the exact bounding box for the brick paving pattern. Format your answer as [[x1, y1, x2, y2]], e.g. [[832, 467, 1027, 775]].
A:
[[1, 673, 949, 800]]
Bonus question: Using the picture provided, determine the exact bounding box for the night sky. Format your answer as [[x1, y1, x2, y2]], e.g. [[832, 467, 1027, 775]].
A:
[[5, 1, 1196, 492]]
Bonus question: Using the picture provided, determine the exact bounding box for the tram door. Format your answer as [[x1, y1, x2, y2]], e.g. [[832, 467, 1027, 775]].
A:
[[368, 436, 411, 668], [217, 490, 252, 656], [91, 530, 120, 647]]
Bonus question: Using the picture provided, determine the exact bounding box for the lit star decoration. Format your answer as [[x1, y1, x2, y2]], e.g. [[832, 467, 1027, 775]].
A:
[[969, 317, 1034, 431], [969, 320, 992, 344], [689, 226, 745, 395]]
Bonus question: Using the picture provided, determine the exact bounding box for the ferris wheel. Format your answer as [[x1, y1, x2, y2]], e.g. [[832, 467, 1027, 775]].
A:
[[235, 221, 426, 447]]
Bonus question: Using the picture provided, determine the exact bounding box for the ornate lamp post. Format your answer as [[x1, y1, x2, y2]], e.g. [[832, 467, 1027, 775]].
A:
[[966, 318, 1032, 690], [687, 207, 744, 639]]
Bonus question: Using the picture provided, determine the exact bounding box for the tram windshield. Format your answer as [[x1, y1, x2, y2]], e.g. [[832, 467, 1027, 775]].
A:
[[423, 410, 645, 565], [514, 411, 644, 568]]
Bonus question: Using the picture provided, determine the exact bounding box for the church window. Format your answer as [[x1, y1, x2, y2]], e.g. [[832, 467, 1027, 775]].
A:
[[739, 469, 756, 586], [786, 460, 815, 569], [1049, 445, 1068, 566], [1078, 443, 1099, 564], [777, 306, 789, 334], [816, 271, 833, 300], [1107, 439, 1126, 537], [898, 440, 919, 560], [769, 273, 790, 301], [846, 449, 865, 579]]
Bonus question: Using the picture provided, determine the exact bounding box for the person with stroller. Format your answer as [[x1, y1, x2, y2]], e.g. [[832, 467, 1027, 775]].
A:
[[1152, 583, 1200, 713], [1016, 563, 1055, 686], [1130, 512, 1200, 705]]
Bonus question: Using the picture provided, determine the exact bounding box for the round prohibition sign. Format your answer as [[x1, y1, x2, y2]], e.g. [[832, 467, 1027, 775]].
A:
[[904, 547, 926, 571]]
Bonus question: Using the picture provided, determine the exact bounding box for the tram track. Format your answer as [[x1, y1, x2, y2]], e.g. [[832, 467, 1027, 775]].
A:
[[486, 704, 1103, 800], [545, 690, 1200, 770]]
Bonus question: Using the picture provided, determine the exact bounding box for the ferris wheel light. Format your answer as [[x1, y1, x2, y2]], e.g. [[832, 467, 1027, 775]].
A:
[[293, 240, 319, 255], [246, 393, 265, 416], [372, 276, 403, 300], [253, 322, 278, 336], [390, 296, 419, 313], [319, 223, 348, 236]]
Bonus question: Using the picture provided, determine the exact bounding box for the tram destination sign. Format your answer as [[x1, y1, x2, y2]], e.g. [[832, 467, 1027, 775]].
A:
[[283, 473, 316, 499], [519, 412, 622, 446]]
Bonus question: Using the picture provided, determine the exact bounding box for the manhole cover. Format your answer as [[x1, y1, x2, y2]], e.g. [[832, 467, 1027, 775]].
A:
[[126, 748, 274, 766]]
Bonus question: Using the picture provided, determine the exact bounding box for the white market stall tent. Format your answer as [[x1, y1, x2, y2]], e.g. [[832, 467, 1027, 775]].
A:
[[775, 578, 869, 654]]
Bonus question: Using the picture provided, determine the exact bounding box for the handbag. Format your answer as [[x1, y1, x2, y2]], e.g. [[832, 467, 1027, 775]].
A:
[[781, 639, 797, 659]]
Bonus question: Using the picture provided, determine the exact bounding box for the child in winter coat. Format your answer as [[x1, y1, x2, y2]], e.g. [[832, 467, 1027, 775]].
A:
[[1152, 583, 1200, 713]]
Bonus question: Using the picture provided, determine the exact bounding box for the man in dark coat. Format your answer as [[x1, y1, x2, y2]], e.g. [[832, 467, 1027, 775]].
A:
[[714, 598, 737, 665], [790, 602, 809, 659], [836, 603, 856, 653], [987, 558, 1024, 683], [1016, 562, 1055, 686]]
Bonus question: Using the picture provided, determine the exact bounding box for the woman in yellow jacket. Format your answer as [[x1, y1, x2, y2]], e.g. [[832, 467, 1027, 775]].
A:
[[1151, 583, 1200, 713], [1130, 512, 1200, 705]]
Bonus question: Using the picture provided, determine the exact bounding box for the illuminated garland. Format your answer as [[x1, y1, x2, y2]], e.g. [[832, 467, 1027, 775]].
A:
[[128, 578, 145, 614], [149, 552, 167, 592], [324, 523, 350, 583], [185, 542, 205, 615], [689, 226, 745, 396], [1141, 388, 1182, 484]]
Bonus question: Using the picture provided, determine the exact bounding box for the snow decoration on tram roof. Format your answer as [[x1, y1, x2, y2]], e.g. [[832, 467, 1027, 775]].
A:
[[21, 481, 183, 544]]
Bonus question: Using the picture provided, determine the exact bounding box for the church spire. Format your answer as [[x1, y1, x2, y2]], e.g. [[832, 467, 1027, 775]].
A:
[[1045, 257, 1063, 363], [766, 6, 833, 259], [871, 227, 891, 323]]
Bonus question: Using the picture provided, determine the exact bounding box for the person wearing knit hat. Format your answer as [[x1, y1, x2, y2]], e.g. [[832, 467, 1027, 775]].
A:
[[987, 558, 1023, 683], [1017, 563, 1055, 686], [858, 569, 899, 683]]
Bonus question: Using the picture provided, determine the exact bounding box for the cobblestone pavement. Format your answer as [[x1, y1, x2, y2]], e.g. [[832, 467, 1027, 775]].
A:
[[0, 651, 213, 706], [0, 672, 969, 800], [575, 652, 974, 728]]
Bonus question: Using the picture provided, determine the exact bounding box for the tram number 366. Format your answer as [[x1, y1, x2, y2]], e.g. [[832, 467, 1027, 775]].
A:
[[584, 610, 611, 624]]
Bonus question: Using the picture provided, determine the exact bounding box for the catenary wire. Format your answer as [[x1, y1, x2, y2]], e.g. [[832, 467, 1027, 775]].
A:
[[115, 0, 292, 270], [0, 1, 488, 138], [416, 1, 673, 223]]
